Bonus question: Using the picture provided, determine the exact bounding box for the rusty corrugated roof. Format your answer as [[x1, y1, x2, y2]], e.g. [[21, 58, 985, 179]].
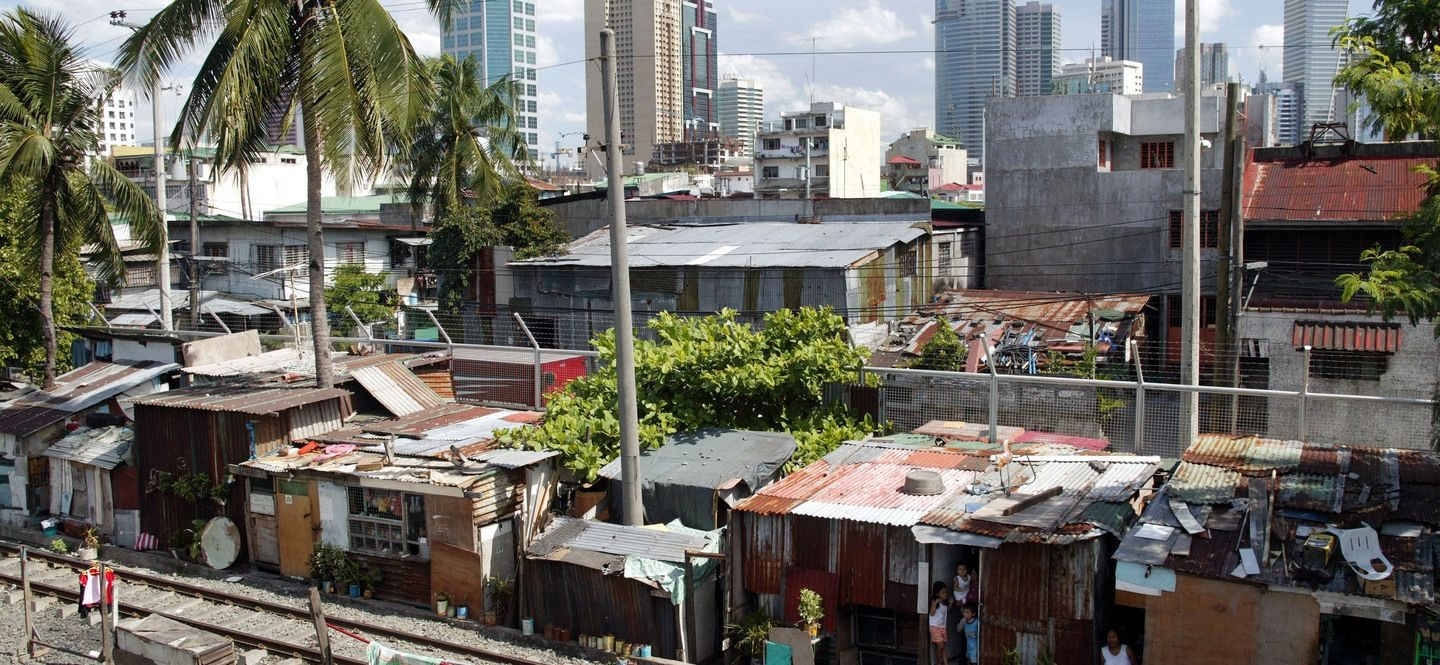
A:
[[349, 362, 446, 417], [1292, 320, 1403, 353], [0, 360, 176, 437], [131, 386, 350, 415], [1244, 153, 1432, 223]]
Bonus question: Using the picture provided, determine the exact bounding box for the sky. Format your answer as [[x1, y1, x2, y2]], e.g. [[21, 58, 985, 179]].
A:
[[5, 0, 1375, 169]]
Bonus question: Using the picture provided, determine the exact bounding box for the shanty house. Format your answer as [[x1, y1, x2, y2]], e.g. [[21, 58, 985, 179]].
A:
[[526, 517, 723, 663], [43, 426, 138, 545], [130, 386, 352, 550], [596, 429, 797, 529], [1113, 435, 1440, 664], [0, 360, 176, 527], [508, 220, 932, 349], [232, 403, 554, 609], [730, 435, 1160, 665]]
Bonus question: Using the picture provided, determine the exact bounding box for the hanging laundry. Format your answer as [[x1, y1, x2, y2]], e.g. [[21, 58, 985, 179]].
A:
[[365, 640, 450, 665], [77, 564, 115, 619]]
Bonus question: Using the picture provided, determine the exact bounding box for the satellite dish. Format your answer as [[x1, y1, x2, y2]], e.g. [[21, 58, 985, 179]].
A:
[[198, 517, 241, 570]]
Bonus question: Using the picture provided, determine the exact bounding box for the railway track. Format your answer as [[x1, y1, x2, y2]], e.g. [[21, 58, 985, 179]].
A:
[[0, 541, 553, 665]]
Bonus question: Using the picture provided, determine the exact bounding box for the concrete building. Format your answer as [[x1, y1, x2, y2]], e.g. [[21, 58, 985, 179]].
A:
[[1054, 57, 1144, 95], [112, 145, 337, 221], [985, 92, 1227, 353], [95, 83, 138, 157], [443, 0, 539, 148], [753, 102, 881, 199], [585, 0, 684, 177], [935, 0, 1016, 165], [717, 76, 764, 157], [1283, 0, 1349, 132], [884, 129, 968, 196], [1249, 77, 1303, 146], [1175, 42, 1229, 89], [1101, 0, 1175, 93], [681, 0, 718, 141], [1016, 2, 1060, 97]]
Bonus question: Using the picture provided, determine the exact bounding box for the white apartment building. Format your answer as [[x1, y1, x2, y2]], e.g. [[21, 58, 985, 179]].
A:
[[885, 129, 968, 195], [95, 84, 138, 156], [753, 102, 881, 199], [1055, 57, 1144, 95], [112, 145, 339, 222], [717, 76, 764, 157]]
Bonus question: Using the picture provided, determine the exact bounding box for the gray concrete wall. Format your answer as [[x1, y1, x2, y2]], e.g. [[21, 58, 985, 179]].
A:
[[542, 196, 933, 239], [1239, 310, 1438, 449], [985, 93, 1227, 295]]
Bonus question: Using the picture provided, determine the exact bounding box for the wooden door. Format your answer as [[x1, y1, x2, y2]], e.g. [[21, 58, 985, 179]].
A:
[[275, 479, 316, 578]]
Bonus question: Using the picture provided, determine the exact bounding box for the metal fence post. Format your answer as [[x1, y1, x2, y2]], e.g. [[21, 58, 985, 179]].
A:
[[424, 309, 453, 351], [513, 313, 543, 409], [1298, 345, 1311, 441], [344, 305, 373, 340], [1131, 340, 1146, 454], [983, 344, 999, 444]]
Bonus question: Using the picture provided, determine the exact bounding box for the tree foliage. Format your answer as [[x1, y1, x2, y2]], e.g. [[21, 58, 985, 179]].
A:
[[1333, 3, 1440, 332], [429, 182, 568, 309], [324, 264, 394, 334], [498, 307, 882, 482], [0, 9, 161, 387], [0, 181, 94, 378], [907, 321, 968, 371]]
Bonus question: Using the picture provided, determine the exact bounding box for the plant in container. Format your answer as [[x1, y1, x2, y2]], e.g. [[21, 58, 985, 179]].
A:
[[48, 537, 69, 554], [725, 608, 774, 664], [797, 588, 824, 637], [78, 527, 101, 560], [486, 577, 514, 626], [435, 591, 451, 617], [359, 565, 381, 599]]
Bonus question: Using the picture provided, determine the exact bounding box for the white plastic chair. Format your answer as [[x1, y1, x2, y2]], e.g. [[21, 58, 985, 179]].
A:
[[1329, 524, 1393, 581]]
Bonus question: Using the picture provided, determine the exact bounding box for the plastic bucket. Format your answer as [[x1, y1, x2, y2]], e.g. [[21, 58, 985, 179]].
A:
[[522, 618, 535, 635]]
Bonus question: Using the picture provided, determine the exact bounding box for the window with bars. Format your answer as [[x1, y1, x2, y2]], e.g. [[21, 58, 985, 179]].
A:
[[938, 242, 953, 276], [1168, 210, 1221, 249], [1310, 350, 1390, 381], [1140, 141, 1175, 169], [347, 487, 427, 557], [898, 247, 917, 277], [125, 265, 156, 287], [202, 242, 229, 274], [337, 242, 365, 265], [255, 245, 307, 273]]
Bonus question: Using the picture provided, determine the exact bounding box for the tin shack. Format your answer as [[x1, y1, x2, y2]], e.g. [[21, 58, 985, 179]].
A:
[[1113, 435, 1440, 665], [130, 386, 351, 550]]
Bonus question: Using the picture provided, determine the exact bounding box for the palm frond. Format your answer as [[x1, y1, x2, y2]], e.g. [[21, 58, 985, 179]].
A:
[[114, 0, 225, 91]]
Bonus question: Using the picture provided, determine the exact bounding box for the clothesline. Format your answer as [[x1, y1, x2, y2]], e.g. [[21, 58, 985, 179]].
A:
[[326, 622, 471, 665]]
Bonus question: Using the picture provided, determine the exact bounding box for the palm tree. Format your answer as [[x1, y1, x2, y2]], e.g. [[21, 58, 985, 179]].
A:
[[405, 54, 531, 221], [0, 9, 162, 388], [117, 0, 444, 388]]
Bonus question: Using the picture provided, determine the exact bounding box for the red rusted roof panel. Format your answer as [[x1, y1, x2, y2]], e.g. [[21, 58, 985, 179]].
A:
[[1292, 320, 1403, 352], [1244, 155, 1432, 223]]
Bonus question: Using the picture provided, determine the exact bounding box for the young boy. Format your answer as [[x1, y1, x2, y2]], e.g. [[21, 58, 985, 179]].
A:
[[959, 603, 980, 665]]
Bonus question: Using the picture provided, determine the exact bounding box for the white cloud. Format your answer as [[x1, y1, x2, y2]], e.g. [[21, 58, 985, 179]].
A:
[[1252, 23, 1285, 48], [922, 57, 935, 71], [727, 6, 759, 24], [791, 0, 916, 50], [536, 33, 561, 68], [537, 91, 586, 124], [717, 53, 798, 106], [808, 83, 928, 143], [1175, 0, 1236, 36], [536, 0, 583, 25], [1230, 23, 1285, 82]]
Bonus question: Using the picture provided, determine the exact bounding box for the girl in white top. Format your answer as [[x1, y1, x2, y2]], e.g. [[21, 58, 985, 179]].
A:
[[1101, 628, 1139, 665], [928, 582, 950, 665]]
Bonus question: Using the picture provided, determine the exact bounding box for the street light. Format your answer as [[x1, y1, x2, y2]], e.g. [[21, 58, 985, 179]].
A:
[[109, 11, 173, 332]]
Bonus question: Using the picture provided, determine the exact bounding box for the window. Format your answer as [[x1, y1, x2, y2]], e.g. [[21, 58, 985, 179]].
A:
[[814, 164, 829, 177], [1097, 138, 1110, 169], [513, 0, 523, 10], [853, 608, 899, 649], [1140, 141, 1175, 169], [899, 247, 917, 277], [255, 244, 307, 273], [762, 166, 779, 178], [525, 19, 534, 31], [938, 242, 953, 275], [513, 16, 523, 29], [814, 115, 827, 128], [959, 232, 977, 258], [525, 35, 535, 48], [125, 265, 156, 287], [347, 487, 427, 557], [524, 2, 534, 15], [515, 51, 525, 62], [1168, 210, 1220, 249], [514, 34, 525, 46], [202, 242, 229, 274], [762, 138, 781, 150], [793, 118, 809, 129], [1165, 295, 1217, 328], [281, 157, 297, 164], [1310, 351, 1390, 381], [337, 241, 365, 264]]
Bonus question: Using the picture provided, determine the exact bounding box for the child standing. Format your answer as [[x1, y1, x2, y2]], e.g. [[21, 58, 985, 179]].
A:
[[952, 562, 977, 606], [959, 604, 980, 665], [928, 582, 950, 665]]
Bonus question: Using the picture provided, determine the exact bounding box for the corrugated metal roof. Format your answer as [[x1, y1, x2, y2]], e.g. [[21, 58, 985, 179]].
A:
[[0, 360, 177, 437], [184, 348, 304, 377], [1018, 456, 1159, 502], [107, 289, 269, 316], [356, 409, 540, 457], [1243, 153, 1432, 223], [1293, 320, 1404, 353], [349, 362, 445, 416], [470, 448, 558, 468], [1183, 434, 1304, 474], [790, 501, 928, 526], [513, 220, 928, 269], [528, 516, 710, 563], [131, 386, 349, 415], [1167, 461, 1241, 503], [43, 426, 134, 469]]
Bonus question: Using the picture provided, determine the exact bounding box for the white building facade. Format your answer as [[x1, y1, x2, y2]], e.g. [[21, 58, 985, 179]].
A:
[[753, 102, 881, 199]]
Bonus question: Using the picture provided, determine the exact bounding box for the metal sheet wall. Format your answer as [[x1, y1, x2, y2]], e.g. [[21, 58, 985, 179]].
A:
[[526, 558, 680, 659], [980, 542, 1100, 663], [837, 521, 887, 607], [887, 525, 919, 584], [790, 515, 830, 571], [740, 512, 787, 595]]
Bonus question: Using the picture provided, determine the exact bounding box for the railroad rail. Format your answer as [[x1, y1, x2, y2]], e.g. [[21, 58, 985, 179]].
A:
[[0, 540, 551, 665]]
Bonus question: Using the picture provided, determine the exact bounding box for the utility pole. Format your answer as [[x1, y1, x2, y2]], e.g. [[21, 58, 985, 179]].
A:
[[188, 144, 201, 330], [601, 28, 644, 527], [1180, 0, 1202, 442], [1227, 85, 1248, 431], [110, 12, 172, 331], [1214, 82, 1241, 428]]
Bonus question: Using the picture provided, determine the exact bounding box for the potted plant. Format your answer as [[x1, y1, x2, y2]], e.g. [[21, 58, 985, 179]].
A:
[[359, 565, 381, 599], [435, 591, 451, 617], [48, 537, 70, 555], [340, 558, 363, 598], [309, 543, 344, 592], [78, 527, 101, 560], [486, 577, 514, 626], [798, 588, 824, 637], [726, 608, 774, 665]]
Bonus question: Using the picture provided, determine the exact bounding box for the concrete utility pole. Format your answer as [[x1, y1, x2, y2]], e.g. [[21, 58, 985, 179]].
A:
[[1181, 0, 1202, 442], [601, 28, 644, 527], [188, 145, 201, 330], [1214, 82, 1240, 415], [110, 12, 172, 331]]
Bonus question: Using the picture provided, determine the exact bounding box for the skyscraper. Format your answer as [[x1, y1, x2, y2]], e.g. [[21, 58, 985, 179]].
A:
[[443, 0, 540, 148], [717, 77, 763, 157], [682, 0, 718, 140], [1175, 43, 1229, 89], [935, 0, 1017, 165], [1101, 0, 1174, 93], [585, 0, 685, 174], [1016, 2, 1060, 96], [1283, 0, 1349, 132]]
